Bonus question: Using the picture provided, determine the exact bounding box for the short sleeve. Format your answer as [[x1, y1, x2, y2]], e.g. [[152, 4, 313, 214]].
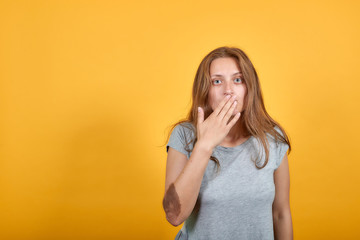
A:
[[275, 141, 289, 170], [273, 126, 289, 170], [166, 123, 194, 159]]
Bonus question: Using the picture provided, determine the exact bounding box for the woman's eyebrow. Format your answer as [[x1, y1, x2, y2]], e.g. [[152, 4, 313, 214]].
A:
[[211, 72, 242, 77]]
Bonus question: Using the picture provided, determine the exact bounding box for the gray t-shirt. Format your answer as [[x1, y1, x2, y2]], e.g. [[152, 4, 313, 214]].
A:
[[166, 122, 289, 240]]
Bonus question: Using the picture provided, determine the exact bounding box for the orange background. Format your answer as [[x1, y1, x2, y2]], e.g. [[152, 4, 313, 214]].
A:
[[0, 0, 359, 239]]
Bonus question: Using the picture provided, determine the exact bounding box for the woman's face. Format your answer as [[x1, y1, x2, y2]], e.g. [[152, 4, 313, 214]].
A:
[[208, 57, 247, 116]]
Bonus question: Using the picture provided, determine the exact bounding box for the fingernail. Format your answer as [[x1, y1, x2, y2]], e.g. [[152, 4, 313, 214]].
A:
[[226, 95, 231, 99], [198, 107, 201, 112]]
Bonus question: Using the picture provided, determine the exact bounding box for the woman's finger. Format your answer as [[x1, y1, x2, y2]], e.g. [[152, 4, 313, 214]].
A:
[[226, 112, 241, 129], [213, 95, 231, 116], [222, 100, 237, 122], [218, 96, 236, 120], [197, 107, 204, 125]]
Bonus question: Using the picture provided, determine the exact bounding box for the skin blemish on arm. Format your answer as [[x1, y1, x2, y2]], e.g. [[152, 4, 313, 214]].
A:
[[162, 183, 181, 224]]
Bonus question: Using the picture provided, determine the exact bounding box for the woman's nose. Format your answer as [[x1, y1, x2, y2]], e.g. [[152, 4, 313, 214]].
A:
[[224, 82, 234, 95]]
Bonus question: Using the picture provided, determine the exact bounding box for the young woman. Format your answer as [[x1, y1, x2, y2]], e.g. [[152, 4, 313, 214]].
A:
[[163, 46, 293, 240]]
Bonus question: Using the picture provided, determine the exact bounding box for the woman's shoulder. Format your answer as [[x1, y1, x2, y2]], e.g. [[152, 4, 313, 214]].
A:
[[170, 121, 196, 141], [273, 125, 284, 136], [265, 125, 288, 147], [174, 121, 195, 134], [178, 121, 195, 128]]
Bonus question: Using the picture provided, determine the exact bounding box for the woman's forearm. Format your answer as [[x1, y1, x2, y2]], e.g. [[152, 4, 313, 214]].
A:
[[163, 142, 213, 226], [273, 211, 293, 240]]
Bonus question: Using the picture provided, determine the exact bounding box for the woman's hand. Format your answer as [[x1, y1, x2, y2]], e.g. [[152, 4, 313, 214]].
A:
[[197, 95, 241, 150]]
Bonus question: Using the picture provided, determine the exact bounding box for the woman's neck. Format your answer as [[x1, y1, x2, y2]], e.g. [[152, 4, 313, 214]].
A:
[[221, 120, 249, 145]]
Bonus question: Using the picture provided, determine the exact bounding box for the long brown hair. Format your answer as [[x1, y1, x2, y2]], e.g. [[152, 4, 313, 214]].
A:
[[165, 46, 291, 170]]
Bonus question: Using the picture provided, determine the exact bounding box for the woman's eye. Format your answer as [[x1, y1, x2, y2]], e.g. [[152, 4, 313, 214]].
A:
[[213, 79, 221, 85], [234, 78, 242, 83]]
